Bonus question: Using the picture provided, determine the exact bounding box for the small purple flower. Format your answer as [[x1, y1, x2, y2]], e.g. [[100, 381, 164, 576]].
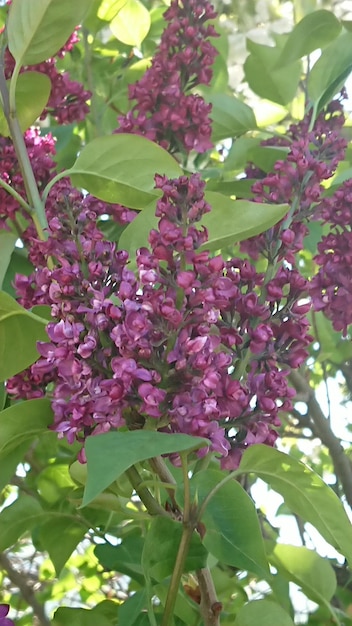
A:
[[0, 604, 14, 626]]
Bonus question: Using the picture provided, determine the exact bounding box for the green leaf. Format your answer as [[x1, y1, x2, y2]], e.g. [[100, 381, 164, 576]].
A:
[[39, 517, 86, 575], [244, 40, 301, 105], [53, 603, 117, 626], [2, 248, 34, 299], [192, 470, 269, 578], [118, 591, 147, 626], [200, 194, 289, 251], [206, 94, 257, 142], [111, 0, 151, 47], [36, 464, 76, 504], [239, 445, 352, 567], [0, 398, 53, 458], [95, 532, 145, 584], [142, 517, 207, 582], [0, 72, 51, 136], [0, 232, 17, 290], [246, 146, 290, 173], [0, 442, 31, 491], [0, 290, 48, 381], [269, 544, 337, 605], [0, 495, 44, 551], [277, 10, 341, 67], [234, 600, 295, 626], [69, 134, 182, 209], [119, 192, 288, 259], [308, 32, 352, 111], [83, 431, 208, 506], [98, 0, 128, 21], [8, 0, 96, 66]]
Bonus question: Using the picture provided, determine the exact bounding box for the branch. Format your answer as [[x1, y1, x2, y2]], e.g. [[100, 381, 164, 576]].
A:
[[289, 369, 352, 510], [196, 568, 222, 626], [0, 552, 51, 626]]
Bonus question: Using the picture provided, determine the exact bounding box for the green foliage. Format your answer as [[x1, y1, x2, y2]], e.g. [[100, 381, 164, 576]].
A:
[[244, 39, 301, 105], [0, 72, 51, 135], [234, 599, 295, 626], [8, 0, 96, 66], [69, 134, 182, 208], [0, 232, 17, 290], [277, 10, 342, 66], [239, 445, 352, 566], [110, 0, 151, 47], [193, 469, 269, 578], [0, 291, 48, 380], [83, 431, 208, 505]]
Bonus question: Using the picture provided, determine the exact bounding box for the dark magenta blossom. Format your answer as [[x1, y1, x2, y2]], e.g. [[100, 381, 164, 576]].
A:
[[0, 604, 14, 626], [117, 0, 218, 154]]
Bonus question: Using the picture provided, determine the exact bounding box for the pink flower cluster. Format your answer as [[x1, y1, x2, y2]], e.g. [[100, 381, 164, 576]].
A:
[[117, 0, 218, 154], [9, 172, 312, 467], [4, 32, 91, 124]]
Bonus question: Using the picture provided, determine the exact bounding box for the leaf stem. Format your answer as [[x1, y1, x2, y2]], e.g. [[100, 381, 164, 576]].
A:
[[0, 176, 32, 213], [125, 465, 169, 517], [0, 58, 48, 235], [161, 521, 194, 626]]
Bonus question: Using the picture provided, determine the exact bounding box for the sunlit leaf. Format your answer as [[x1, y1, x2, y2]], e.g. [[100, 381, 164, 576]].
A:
[[0, 291, 48, 381], [8, 0, 96, 66], [69, 134, 182, 208], [110, 0, 151, 47], [269, 544, 337, 604], [239, 445, 352, 567]]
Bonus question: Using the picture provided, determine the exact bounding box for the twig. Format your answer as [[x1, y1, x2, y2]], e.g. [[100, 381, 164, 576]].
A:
[[0, 552, 51, 626], [196, 568, 222, 626]]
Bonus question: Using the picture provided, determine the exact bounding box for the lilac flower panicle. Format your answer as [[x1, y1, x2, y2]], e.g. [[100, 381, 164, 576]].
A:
[[117, 0, 218, 154]]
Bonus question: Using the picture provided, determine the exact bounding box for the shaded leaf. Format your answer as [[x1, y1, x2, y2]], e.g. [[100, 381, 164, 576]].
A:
[[0, 398, 53, 458], [53, 602, 117, 626], [83, 431, 208, 506], [0, 495, 44, 551], [69, 134, 182, 209], [239, 445, 352, 567], [39, 517, 86, 575], [207, 94, 257, 142], [234, 600, 294, 626], [118, 591, 147, 626], [95, 532, 145, 584], [193, 470, 269, 578], [142, 517, 207, 582], [244, 40, 301, 105], [0, 232, 17, 290], [277, 10, 341, 67], [0, 442, 31, 491]]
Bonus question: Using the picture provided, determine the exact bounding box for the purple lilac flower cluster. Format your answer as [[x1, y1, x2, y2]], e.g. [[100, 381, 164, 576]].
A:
[[8, 172, 312, 467], [310, 178, 352, 335], [117, 0, 218, 154], [241, 100, 347, 264], [4, 32, 91, 124]]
